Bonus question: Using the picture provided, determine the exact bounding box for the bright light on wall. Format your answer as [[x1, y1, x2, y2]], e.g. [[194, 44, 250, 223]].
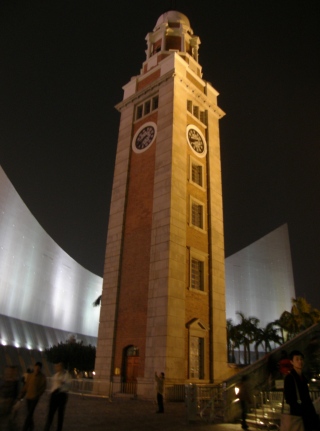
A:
[[0, 167, 103, 350]]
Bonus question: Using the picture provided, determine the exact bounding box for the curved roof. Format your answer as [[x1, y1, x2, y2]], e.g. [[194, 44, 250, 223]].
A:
[[154, 10, 191, 32]]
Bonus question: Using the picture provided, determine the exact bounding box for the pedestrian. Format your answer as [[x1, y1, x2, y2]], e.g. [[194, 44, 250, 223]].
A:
[[238, 375, 251, 430], [284, 349, 320, 431], [19, 362, 46, 431], [44, 362, 72, 431], [154, 372, 165, 413]]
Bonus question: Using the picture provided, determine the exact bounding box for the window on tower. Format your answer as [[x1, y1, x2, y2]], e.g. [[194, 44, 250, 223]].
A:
[[187, 319, 207, 380], [199, 111, 206, 124], [191, 200, 204, 230], [190, 158, 204, 188], [136, 105, 143, 120], [135, 95, 159, 121], [152, 96, 159, 110], [190, 336, 204, 379], [191, 258, 204, 291], [144, 100, 151, 115], [187, 100, 207, 126]]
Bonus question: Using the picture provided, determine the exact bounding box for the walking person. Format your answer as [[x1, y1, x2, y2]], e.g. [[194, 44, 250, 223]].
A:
[[20, 362, 46, 431], [44, 362, 71, 431], [284, 350, 320, 431], [155, 372, 165, 413], [238, 375, 251, 430]]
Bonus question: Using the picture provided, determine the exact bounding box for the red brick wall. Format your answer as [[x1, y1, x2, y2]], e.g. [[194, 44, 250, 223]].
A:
[[113, 115, 158, 378], [137, 70, 160, 91]]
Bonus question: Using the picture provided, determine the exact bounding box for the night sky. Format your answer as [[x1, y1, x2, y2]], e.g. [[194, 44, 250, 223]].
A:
[[1, 1, 320, 308]]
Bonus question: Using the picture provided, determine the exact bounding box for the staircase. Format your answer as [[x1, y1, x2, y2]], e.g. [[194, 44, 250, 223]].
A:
[[221, 323, 320, 427], [241, 390, 320, 430], [243, 391, 286, 430]]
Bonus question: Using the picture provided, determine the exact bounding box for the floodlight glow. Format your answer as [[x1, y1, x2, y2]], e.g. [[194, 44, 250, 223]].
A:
[[0, 167, 103, 350]]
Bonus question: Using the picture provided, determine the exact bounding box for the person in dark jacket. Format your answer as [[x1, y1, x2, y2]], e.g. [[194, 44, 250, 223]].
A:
[[284, 350, 320, 431]]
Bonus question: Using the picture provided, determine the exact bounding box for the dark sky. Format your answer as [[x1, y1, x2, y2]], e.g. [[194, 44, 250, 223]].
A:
[[1, 1, 320, 307]]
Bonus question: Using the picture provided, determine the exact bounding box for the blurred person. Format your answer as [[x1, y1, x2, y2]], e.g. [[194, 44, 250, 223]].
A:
[[154, 372, 165, 413], [44, 362, 71, 431], [19, 362, 46, 431], [238, 375, 252, 430]]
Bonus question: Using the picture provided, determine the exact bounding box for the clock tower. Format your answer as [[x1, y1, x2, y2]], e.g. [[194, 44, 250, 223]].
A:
[[95, 10, 228, 398]]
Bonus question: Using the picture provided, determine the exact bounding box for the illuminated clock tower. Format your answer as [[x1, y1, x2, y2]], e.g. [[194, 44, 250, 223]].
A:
[[95, 10, 228, 398]]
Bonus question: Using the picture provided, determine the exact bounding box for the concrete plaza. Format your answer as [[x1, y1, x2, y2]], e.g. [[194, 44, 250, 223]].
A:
[[4, 392, 244, 431]]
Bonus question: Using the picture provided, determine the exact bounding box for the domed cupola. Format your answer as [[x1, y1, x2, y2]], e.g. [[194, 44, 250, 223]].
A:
[[143, 10, 201, 75]]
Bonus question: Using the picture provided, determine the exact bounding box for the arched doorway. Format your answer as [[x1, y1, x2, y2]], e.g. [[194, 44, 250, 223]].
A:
[[124, 345, 139, 394]]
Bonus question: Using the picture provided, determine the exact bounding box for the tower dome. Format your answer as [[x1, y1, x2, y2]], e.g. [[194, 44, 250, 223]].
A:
[[154, 10, 192, 33]]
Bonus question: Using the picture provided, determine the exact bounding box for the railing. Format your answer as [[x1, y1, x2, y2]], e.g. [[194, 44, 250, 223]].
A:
[[186, 385, 320, 426], [46, 377, 112, 398], [247, 390, 320, 429], [185, 383, 225, 423], [115, 381, 137, 396], [165, 384, 185, 401]]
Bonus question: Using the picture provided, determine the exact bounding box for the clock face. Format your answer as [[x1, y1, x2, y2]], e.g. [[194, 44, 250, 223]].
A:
[[186, 125, 207, 158], [132, 122, 157, 153]]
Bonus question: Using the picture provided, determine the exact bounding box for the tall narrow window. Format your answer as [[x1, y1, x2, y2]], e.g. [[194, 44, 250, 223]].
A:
[[193, 106, 199, 118], [136, 105, 143, 120], [192, 202, 203, 229], [187, 319, 208, 380], [152, 96, 159, 110], [144, 100, 151, 115], [200, 110, 207, 125], [190, 336, 204, 379], [191, 258, 204, 291], [191, 163, 203, 186], [187, 100, 192, 113]]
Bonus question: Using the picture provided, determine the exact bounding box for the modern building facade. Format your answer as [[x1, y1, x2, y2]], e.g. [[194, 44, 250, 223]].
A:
[[225, 223, 295, 328], [95, 10, 229, 397], [0, 166, 101, 351]]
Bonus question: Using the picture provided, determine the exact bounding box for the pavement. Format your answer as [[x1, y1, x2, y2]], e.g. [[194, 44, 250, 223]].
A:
[[1, 392, 246, 431]]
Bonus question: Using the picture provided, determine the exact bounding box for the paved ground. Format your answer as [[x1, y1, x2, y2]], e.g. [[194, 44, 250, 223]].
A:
[[1, 392, 245, 431]]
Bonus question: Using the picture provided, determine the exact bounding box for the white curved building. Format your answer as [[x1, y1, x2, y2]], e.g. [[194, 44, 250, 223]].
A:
[[0, 166, 102, 351]]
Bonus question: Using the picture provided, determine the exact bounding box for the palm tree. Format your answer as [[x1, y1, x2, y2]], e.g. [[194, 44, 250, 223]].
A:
[[276, 310, 299, 341], [226, 319, 234, 362], [254, 322, 282, 358], [291, 297, 320, 330], [236, 312, 260, 365], [227, 319, 242, 363]]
